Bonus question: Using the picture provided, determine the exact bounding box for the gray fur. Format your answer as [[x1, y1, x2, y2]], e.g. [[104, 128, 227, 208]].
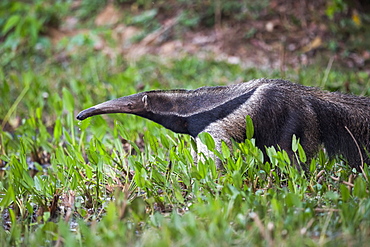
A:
[[77, 79, 370, 170]]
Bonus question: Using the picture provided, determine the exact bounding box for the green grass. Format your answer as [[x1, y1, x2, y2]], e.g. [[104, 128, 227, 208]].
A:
[[0, 52, 369, 246]]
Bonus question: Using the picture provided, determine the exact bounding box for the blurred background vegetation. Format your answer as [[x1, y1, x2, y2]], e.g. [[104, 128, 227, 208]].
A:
[[1, 0, 370, 68]]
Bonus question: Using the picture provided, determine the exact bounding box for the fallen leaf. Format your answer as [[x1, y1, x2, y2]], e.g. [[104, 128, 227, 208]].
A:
[[302, 37, 322, 53], [95, 4, 121, 26], [352, 10, 361, 27]]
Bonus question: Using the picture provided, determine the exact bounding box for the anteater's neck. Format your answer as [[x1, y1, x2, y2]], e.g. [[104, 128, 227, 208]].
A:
[[136, 84, 259, 137], [137, 111, 189, 135]]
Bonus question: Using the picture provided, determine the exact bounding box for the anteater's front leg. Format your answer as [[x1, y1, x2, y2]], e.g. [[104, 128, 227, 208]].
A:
[[193, 130, 231, 170]]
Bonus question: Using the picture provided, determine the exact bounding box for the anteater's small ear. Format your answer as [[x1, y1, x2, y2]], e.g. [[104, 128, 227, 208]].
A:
[[142, 95, 148, 107]]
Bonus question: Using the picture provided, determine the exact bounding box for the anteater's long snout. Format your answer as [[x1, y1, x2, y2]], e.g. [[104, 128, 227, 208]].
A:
[[76, 100, 120, 120], [76, 107, 100, 120], [76, 97, 133, 121]]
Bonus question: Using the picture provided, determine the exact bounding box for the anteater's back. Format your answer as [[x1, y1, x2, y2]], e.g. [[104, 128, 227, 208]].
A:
[[255, 79, 370, 168]]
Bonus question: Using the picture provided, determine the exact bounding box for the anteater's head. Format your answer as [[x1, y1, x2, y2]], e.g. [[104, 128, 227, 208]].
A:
[[76, 93, 148, 121]]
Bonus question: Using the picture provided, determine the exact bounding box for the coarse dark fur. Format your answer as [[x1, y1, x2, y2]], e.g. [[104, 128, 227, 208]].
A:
[[77, 79, 370, 170]]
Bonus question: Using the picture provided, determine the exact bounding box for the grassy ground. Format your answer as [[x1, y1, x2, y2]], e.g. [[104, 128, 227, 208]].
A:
[[0, 48, 370, 246]]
